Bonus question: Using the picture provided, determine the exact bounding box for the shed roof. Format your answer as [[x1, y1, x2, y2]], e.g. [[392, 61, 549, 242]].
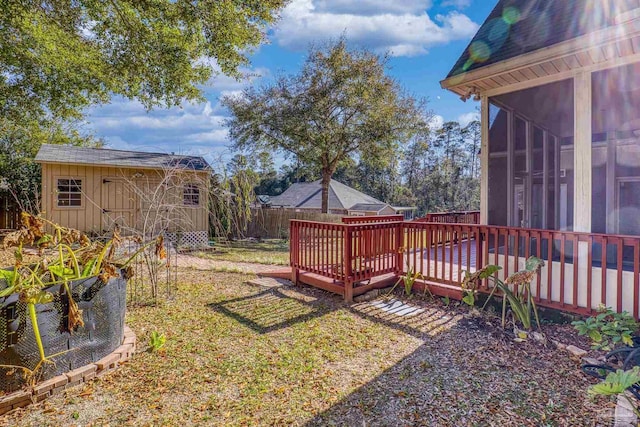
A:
[[447, 0, 638, 78], [35, 144, 211, 171]]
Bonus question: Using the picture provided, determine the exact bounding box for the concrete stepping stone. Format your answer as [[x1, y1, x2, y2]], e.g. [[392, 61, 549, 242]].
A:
[[370, 299, 425, 317]]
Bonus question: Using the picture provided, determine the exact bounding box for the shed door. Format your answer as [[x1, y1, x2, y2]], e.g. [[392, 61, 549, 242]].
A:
[[135, 180, 164, 235], [101, 178, 135, 232]]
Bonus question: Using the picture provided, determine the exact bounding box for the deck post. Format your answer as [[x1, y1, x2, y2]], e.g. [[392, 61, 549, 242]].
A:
[[344, 279, 354, 303], [343, 226, 353, 303], [396, 222, 404, 274]]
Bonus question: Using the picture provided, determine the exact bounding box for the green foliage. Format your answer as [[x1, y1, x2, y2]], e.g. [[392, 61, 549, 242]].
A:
[[469, 257, 544, 330], [460, 265, 501, 307], [0, 1, 286, 207], [588, 367, 640, 396], [224, 37, 430, 213], [401, 119, 481, 215], [388, 267, 422, 297], [572, 307, 639, 351], [462, 292, 475, 307], [149, 331, 167, 352], [588, 367, 640, 418]]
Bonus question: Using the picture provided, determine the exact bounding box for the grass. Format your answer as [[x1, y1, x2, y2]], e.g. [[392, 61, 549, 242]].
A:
[[5, 268, 605, 426], [196, 239, 290, 266]]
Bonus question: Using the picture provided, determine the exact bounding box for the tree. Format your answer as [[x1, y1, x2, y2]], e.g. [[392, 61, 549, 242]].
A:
[[223, 38, 431, 213], [0, 0, 286, 207]]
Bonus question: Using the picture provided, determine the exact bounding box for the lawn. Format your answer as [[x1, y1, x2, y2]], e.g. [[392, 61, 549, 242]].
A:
[[195, 239, 290, 266], [3, 268, 607, 426]]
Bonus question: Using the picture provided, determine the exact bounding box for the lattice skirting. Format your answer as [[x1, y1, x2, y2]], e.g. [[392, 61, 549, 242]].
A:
[[165, 231, 209, 249]]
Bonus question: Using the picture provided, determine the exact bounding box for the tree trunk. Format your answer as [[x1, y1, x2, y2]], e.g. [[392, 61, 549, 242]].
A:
[[321, 169, 332, 214]]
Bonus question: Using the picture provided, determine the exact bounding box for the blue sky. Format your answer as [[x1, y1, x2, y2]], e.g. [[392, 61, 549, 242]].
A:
[[86, 0, 496, 169]]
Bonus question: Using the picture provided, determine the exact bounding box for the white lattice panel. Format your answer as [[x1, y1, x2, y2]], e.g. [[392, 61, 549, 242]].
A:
[[165, 231, 209, 249]]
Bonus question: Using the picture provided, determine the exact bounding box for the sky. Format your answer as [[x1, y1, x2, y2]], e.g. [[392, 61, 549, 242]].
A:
[[85, 0, 496, 169]]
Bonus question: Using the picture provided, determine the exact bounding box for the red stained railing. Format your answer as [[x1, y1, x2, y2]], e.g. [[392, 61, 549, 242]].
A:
[[290, 220, 347, 281], [0, 197, 20, 230], [342, 215, 404, 224], [415, 211, 480, 224], [401, 222, 640, 318], [290, 220, 402, 300], [291, 215, 640, 317]]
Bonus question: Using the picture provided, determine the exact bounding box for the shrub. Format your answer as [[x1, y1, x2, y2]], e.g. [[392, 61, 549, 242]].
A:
[[572, 307, 639, 351]]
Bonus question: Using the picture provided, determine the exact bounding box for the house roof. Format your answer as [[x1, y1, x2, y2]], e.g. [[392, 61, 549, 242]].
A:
[[35, 144, 211, 171], [447, 0, 637, 79], [269, 179, 385, 210], [349, 203, 389, 212]]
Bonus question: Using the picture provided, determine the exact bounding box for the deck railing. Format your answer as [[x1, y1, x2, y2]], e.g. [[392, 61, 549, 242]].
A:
[[342, 215, 404, 224], [0, 197, 19, 230], [401, 222, 640, 317], [291, 216, 640, 317], [290, 219, 402, 300], [416, 211, 480, 224]]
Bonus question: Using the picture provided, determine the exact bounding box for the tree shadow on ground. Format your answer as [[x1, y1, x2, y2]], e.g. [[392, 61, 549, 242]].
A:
[[207, 285, 339, 334], [208, 283, 601, 425]]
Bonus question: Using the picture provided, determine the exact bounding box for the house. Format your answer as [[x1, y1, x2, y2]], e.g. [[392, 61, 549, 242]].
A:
[[268, 179, 416, 219], [35, 144, 212, 247], [438, 0, 640, 314], [281, 1, 640, 314]]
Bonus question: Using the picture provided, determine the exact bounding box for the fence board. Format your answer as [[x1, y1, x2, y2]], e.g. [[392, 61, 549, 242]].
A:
[[240, 209, 343, 239]]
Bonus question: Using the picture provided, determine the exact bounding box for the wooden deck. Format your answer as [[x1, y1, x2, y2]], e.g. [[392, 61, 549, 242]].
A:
[[287, 216, 640, 318]]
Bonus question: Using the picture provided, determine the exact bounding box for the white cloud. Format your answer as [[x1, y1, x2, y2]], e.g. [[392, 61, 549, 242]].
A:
[[429, 114, 444, 130], [458, 111, 479, 127], [441, 0, 472, 9], [273, 0, 479, 57], [86, 97, 233, 167], [313, 0, 431, 15], [205, 66, 270, 92], [83, 62, 272, 168]]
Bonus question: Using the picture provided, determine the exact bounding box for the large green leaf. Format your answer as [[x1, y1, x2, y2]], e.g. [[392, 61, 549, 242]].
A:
[[588, 329, 603, 342], [48, 265, 75, 279], [589, 367, 640, 397], [525, 256, 545, 272], [478, 265, 502, 279]]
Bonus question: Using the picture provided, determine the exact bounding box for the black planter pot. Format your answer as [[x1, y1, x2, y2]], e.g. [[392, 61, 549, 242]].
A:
[[0, 272, 127, 392]]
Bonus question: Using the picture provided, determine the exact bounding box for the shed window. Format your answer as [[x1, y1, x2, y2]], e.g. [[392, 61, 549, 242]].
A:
[[183, 184, 200, 206], [57, 179, 82, 207]]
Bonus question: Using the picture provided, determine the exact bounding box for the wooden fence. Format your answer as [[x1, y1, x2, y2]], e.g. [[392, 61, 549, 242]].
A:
[[290, 216, 640, 318], [0, 197, 20, 230], [241, 209, 343, 239]]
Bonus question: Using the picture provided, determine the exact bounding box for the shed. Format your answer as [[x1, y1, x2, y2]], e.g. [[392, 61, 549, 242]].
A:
[[35, 144, 212, 247]]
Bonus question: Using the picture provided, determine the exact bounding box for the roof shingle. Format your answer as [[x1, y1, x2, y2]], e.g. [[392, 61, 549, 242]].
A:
[[447, 0, 637, 78], [269, 179, 384, 210], [35, 144, 211, 171]]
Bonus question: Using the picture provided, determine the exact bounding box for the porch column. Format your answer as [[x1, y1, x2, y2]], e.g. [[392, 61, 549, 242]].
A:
[[480, 95, 489, 225], [574, 71, 592, 309], [574, 71, 592, 232]]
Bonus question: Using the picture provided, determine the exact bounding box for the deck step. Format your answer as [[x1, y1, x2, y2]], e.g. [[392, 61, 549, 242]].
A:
[[414, 279, 463, 300], [258, 268, 292, 280], [245, 277, 292, 288]]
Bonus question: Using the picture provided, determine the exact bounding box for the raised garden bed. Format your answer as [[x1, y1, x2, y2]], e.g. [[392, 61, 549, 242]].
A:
[[0, 273, 127, 392]]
